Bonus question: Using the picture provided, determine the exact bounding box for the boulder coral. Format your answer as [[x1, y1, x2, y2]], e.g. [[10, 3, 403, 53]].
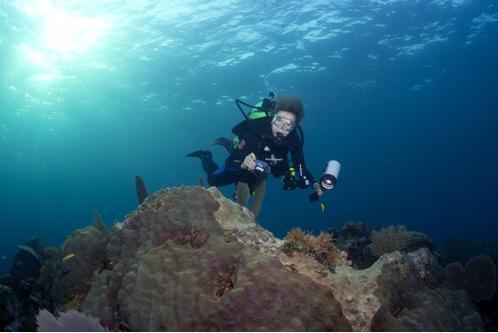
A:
[[79, 186, 351, 331], [28, 186, 491, 331], [444, 255, 496, 302], [335, 221, 374, 269], [370, 249, 483, 331], [364, 225, 433, 258], [39, 211, 110, 307]]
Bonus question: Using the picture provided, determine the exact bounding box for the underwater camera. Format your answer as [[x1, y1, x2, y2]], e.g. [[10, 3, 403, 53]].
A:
[[253, 160, 271, 178], [309, 160, 341, 202]]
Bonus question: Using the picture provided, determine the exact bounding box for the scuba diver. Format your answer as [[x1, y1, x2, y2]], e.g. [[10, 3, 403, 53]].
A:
[[186, 94, 324, 217]]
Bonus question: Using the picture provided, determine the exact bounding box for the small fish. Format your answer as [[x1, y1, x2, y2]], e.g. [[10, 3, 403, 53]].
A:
[[62, 253, 76, 261], [320, 203, 325, 213], [432, 251, 445, 258], [0, 255, 6, 260], [17, 245, 41, 264]]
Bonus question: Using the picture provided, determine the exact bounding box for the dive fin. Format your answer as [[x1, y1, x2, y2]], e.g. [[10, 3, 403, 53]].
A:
[[185, 150, 212, 160], [210, 137, 233, 153]]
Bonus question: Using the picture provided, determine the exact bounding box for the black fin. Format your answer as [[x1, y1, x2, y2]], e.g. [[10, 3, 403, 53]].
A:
[[210, 137, 233, 153], [185, 150, 212, 159], [135, 175, 149, 205]]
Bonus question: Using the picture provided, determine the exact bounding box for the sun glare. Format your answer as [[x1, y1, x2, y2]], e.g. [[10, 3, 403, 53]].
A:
[[20, 44, 47, 65], [41, 9, 109, 55], [16, 0, 111, 61]]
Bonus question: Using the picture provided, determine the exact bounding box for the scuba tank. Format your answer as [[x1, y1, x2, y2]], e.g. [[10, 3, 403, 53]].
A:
[[231, 92, 276, 142], [235, 92, 276, 121]]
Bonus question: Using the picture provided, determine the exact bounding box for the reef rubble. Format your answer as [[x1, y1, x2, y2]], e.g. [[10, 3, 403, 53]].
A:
[[0, 186, 495, 331]]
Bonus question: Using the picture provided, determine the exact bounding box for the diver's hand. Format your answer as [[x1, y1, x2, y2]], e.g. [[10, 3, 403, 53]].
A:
[[241, 153, 256, 171], [313, 182, 324, 196]]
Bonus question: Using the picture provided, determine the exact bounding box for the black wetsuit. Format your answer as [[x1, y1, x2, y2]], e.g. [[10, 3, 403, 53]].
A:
[[201, 117, 314, 191]]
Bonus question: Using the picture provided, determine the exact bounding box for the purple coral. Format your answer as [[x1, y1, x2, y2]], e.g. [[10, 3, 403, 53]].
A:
[[36, 309, 105, 331]]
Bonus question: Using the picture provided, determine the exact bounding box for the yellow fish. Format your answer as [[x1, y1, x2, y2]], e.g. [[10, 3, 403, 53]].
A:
[[62, 253, 76, 261], [320, 203, 325, 213]]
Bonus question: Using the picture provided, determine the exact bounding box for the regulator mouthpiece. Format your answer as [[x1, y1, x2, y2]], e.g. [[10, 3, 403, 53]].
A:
[[273, 133, 285, 146]]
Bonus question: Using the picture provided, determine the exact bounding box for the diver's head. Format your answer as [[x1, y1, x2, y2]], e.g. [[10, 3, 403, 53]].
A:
[[271, 110, 297, 139], [270, 95, 304, 143], [273, 95, 304, 124]]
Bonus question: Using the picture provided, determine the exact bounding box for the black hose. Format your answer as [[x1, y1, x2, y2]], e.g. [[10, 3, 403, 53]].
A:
[[297, 125, 305, 147], [235, 99, 259, 121]]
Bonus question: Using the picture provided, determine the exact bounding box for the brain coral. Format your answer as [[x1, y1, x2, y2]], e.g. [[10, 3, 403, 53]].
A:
[[80, 186, 351, 331]]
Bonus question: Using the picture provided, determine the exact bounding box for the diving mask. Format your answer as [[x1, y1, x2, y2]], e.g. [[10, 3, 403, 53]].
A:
[[272, 115, 296, 131]]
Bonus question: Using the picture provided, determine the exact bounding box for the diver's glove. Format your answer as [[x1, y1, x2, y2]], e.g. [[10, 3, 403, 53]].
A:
[[309, 182, 325, 202], [313, 182, 325, 196]]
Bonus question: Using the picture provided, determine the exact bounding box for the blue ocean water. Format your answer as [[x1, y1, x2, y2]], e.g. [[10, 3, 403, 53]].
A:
[[1, 0, 497, 274]]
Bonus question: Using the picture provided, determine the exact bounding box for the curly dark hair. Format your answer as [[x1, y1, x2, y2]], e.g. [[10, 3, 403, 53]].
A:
[[274, 95, 305, 124]]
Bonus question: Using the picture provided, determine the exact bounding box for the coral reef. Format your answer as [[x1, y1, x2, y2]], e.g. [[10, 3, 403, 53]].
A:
[[1, 186, 494, 331], [10, 238, 45, 284], [444, 255, 496, 302], [208, 187, 284, 257], [39, 212, 110, 306], [0, 284, 18, 330], [0, 209, 113, 331], [80, 187, 351, 331], [463, 255, 496, 302], [283, 227, 349, 269], [0, 238, 57, 331], [335, 221, 374, 269], [364, 225, 433, 258], [371, 248, 482, 331], [440, 237, 495, 266], [478, 256, 498, 331], [444, 261, 465, 289]]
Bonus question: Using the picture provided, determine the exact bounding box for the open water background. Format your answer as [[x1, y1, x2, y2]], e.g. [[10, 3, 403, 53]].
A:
[[1, 0, 497, 273]]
